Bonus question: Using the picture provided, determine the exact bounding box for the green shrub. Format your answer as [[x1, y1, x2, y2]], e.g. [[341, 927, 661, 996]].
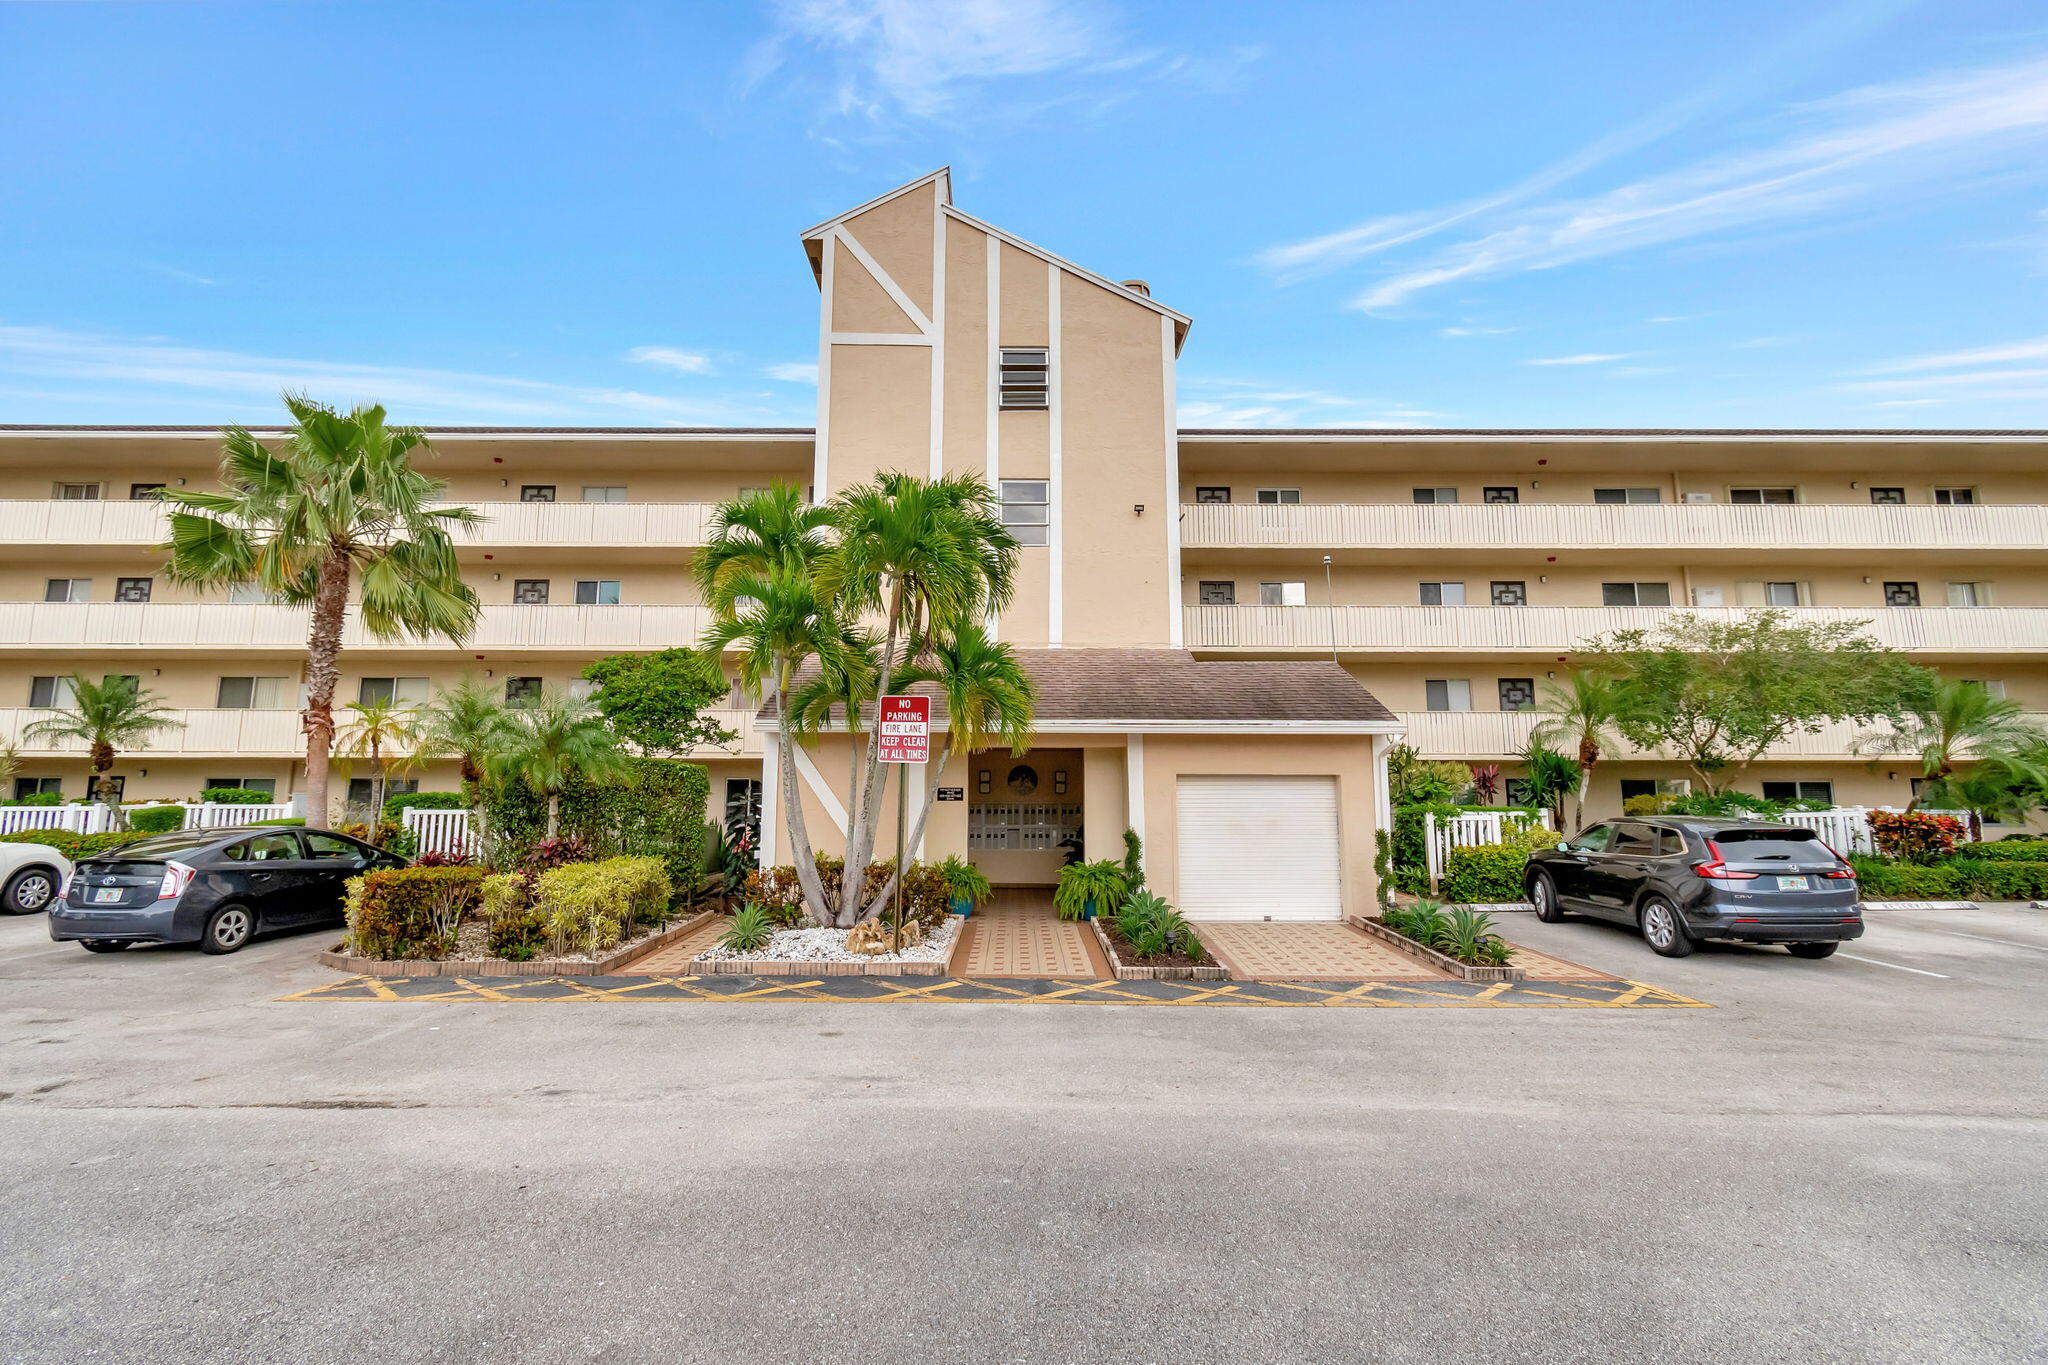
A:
[[201, 787, 274, 805], [382, 790, 467, 818], [479, 757, 709, 885], [1439, 825, 1558, 904], [743, 864, 808, 925], [0, 829, 143, 860], [479, 871, 531, 919], [1054, 860, 1129, 921], [487, 911, 548, 961], [3, 792, 62, 808], [249, 816, 307, 827], [125, 805, 186, 835], [345, 866, 488, 959], [1383, 900, 1513, 965], [1868, 810, 1963, 863], [938, 855, 992, 908], [721, 903, 775, 954], [1961, 840, 2048, 862], [1109, 889, 1206, 964], [530, 856, 674, 957]]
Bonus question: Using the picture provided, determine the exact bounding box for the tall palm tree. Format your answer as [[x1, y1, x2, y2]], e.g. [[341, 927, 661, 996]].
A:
[[817, 472, 1018, 923], [486, 688, 634, 840], [858, 624, 1034, 922], [1857, 679, 2048, 833], [1529, 669, 1637, 826], [415, 676, 516, 830], [24, 674, 181, 803], [694, 482, 833, 608], [161, 395, 482, 824], [335, 701, 423, 821]]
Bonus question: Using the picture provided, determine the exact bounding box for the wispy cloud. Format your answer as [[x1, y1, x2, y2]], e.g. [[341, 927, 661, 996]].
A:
[[765, 361, 819, 383], [1862, 334, 2048, 372], [1838, 334, 2048, 409], [1263, 48, 2048, 311], [1523, 352, 1636, 366], [1439, 325, 1515, 338], [0, 324, 799, 426], [625, 345, 715, 375], [141, 262, 218, 287], [1177, 377, 1442, 427]]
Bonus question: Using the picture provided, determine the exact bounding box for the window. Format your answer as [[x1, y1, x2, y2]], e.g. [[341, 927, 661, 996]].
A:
[[357, 677, 428, 706], [205, 777, 276, 798], [1602, 582, 1672, 606], [129, 483, 166, 500], [1418, 581, 1466, 606], [115, 577, 153, 603], [304, 831, 370, 860], [52, 482, 101, 501], [1594, 487, 1662, 504], [28, 676, 76, 708], [997, 347, 1050, 409], [1194, 486, 1231, 504], [1607, 824, 1659, 857], [1256, 488, 1302, 505], [1424, 679, 1472, 712], [520, 485, 557, 502], [1869, 487, 1906, 504], [345, 779, 415, 812], [13, 777, 62, 799], [1933, 487, 1976, 505], [217, 676, 291, 709], [1411, 487, 1457, 504], [1258, 581, 1306, 606], [1504, 778, 1535, 806], [1490, 580, 1527, 606], [44, 578, 90, 603], [1947, 582, 1990, 607], [1497, 678, 1537, 711], [1731, 488, 1797, 504], [999, 479, 1049, 546], [1565, 824, 1612, 852], [228, 832, 300, 863], [227, 582, 282, 604], [513, 579, 551, 605], [1763, 581, 1802, 607], [1483, 486, 1519, 504], [1619, 778, 1691, 802], [1198, 581, 1236, 606], [505, 677, 544, 707], [581, 486, 627, 503], [574, 579, 621, 606], [725, 778, 763, 831], [1762, 780, 1835, 805], [1962, 679, 2007, 699], [1883, 581, 1921, 608]]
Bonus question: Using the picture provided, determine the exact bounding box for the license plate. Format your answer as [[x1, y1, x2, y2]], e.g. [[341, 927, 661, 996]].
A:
[[1777, 876, 1810, 892], [93, 886, 124, 903]]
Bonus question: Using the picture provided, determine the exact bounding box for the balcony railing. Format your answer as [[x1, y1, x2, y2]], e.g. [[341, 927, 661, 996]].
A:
[[0, 603, 710, 652], [0, 705, 761, 758], [1180, 501, 2048, 551], [1393, 709, 2048, 761], [0, 500, 720, 549], [1183, 605, 2048, 654]]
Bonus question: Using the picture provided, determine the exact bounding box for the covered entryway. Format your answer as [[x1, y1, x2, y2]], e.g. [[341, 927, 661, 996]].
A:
[[1175, 775, 1343, 921]]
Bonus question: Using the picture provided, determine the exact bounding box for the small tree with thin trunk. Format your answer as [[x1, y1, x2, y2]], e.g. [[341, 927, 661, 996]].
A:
[[1856, 678, 2048, 836], [335, 701, 423, 820], [415, 675, 516, 836], [24, 673, 181, 804], [486, 688, 633, 840], [1529, 669, 1638, 825], [161, 396, 481, 824]]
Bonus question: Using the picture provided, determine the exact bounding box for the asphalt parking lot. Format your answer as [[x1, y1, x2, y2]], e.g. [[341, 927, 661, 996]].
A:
[[2, 904, 2044, 1364]]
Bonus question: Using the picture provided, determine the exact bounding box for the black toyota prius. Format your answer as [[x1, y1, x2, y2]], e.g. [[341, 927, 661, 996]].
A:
[[50, 825, 406, 955], [1524, 816, 1863, 959]]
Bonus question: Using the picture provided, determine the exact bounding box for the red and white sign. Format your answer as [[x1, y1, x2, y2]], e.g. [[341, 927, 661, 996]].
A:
[[877, 695, 931, 765]]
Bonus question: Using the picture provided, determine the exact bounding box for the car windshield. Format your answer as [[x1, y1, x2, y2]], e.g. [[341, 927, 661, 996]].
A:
[[94, 829, 227, 860], [1712, 828, 1826, 861]]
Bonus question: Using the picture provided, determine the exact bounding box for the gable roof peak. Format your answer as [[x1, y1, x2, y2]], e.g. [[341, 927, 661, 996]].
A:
[[798, 167, 951, 241]]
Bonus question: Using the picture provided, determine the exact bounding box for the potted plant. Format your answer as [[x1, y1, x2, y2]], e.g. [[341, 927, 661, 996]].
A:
[[939, 855, 993, 917], [1054, 859, 1128, 922]]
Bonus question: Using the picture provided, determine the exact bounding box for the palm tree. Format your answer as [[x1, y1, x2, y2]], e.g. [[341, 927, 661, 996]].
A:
[[486, 688, 634, 840], [24, 674, 181, 803], [335, 701, 423, 821], [1857, 679, 2048, 834], [415, 676, 515, 830], [161, 396, 482, 824], [694, 482, 833, 608], [1529, 669, 1637, 826]]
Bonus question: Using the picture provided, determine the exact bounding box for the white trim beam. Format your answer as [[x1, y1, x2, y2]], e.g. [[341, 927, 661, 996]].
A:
[[830, 227, 933, 335]]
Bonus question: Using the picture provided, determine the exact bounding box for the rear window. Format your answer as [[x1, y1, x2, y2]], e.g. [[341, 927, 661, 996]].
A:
[[93, 830, 226, 860], [1712, 828, 1825, 861]]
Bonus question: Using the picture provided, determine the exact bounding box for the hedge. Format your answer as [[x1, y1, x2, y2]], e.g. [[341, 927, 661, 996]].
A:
[[480, 757, 709, 888], [1848, 853, 2048, 901], [125, 805, 186, 834], [344, 866, 489, 959], [381, 790, 467, 819], [201, 787, 276, 805], [1440, 826, 1559, 904], [1964, 840, 2048, 862], [0, 830, 143, 860]]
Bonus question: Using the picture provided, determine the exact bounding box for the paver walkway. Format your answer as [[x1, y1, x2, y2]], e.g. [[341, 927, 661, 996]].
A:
[[955, 889, 1105, 978], [618, 915, 729, 974], [1197, 922, 1453, 981]]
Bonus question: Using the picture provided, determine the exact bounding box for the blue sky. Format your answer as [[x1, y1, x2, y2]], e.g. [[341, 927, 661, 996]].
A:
[[3, 0, 2046, 430]]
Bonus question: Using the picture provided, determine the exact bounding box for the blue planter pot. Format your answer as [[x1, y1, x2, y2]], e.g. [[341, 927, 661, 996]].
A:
[[1081, 896, 1099, 920], [949, 893, 974, 918]]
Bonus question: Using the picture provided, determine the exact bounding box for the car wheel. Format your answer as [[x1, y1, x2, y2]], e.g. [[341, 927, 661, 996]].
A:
[[80, 939, 132, 954], [2, 866, 59, 914], [200, 904, 256, 955], [1640, 897, 1695, 958], [1528, 872, 1564, 923], [1787, 942, 1839, 959]]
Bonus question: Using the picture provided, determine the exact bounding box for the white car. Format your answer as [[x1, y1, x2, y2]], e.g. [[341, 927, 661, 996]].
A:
[[0, 843, 73, 915]]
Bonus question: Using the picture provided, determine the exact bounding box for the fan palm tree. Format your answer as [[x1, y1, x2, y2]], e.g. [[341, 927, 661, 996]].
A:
[[160, 395, 482, 824], [486, 688, 634, 840], [1857, 679, 2048, 833], [24, 674, 181, 803], [335, 701, 424, 821], [1529, 669, 1638, 826]]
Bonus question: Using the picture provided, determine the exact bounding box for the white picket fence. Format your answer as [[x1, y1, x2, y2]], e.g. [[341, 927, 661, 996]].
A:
[[0, 800, 298, 838], [1777, 806, 1968, 857], [174, 802, 296, 828], [1423, 808, 1554, 890], [403, 807, 476, 857]]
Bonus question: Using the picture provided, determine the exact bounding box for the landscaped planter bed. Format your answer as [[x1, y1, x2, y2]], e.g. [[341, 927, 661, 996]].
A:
[[1348, 914, 1526, 983], [321, 909, 718, 979], [1088, 916, 1227, 981], [690, 915, 966, 977]]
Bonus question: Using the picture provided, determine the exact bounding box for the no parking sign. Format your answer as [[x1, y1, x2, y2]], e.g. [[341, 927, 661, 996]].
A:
[[878, 695, 930, 764]]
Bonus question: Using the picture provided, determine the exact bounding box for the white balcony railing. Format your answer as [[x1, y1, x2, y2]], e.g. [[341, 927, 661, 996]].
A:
[[0, 602, 710, 653], [1394, 709, 2048, 761], [0, 500, 721, 549], [1183, 605, 2048, 654], [1180, 501, 2048, 551]]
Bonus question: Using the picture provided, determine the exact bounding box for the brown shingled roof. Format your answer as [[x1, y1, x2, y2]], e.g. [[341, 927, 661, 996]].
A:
[[761, 648, 1394, 727]]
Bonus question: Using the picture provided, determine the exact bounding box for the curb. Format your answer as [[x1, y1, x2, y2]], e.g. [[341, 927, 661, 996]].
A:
[[321, 909, 717, 979], [1348, 914, 1526, 983]]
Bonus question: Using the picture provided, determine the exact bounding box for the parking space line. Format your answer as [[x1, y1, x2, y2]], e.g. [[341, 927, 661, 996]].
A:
[[1837, 953, 1950, 978], [1922, 931, 2048, 954]]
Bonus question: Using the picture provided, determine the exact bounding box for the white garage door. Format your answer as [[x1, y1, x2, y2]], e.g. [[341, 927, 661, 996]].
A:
[[1175, 775, 1343, 921]]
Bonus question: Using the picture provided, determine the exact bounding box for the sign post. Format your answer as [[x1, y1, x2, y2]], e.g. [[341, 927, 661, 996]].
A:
[[877, 696, 931, 948]]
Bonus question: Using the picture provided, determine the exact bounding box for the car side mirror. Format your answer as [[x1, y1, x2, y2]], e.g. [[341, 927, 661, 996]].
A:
[[1556, 842, 1571, 852]]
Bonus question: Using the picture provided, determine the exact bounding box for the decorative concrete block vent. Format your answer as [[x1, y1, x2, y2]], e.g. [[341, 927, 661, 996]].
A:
[[689, 915, 967, 977]]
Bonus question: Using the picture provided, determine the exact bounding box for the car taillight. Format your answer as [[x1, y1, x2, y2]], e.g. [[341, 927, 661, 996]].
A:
[[1693, 840, 1758, 880], [1821, 867, 1856, 880], [157, 861, 197, 900]]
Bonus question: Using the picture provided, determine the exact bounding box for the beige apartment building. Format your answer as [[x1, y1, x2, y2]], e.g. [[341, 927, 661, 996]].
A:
[[0, 170, 2042, 917]]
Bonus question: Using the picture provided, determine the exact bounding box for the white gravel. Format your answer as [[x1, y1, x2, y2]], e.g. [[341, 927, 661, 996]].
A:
[[697, 915, 961, 964]]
